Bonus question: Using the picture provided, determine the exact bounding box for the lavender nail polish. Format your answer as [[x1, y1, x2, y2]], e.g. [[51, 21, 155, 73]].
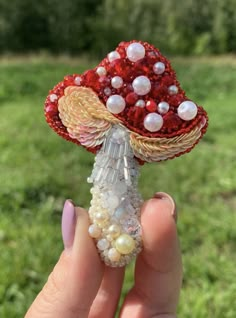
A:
[[61, 200, 76, 249]]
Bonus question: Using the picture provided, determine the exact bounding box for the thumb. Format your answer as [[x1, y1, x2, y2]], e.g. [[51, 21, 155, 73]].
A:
[[25, 200, 104, 318]]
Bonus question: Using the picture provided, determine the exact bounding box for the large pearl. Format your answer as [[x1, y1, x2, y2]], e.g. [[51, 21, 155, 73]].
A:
[[157, 101, 169, 114], [96, 66, 107, 77], [111, 76, 123, 89], [144, 113, 163, 132], [153, 62, 165, 74], [108, 51, 120, 62], [88, 224, 101, 238], [127, 42, 145, 62], [106, 95, 126, 114], [132, 76, 151, 96], [115, 234, 135, 254], [178, 101, 198, 121]]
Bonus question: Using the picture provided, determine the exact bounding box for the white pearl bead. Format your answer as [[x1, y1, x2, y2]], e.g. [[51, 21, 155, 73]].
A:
[[97, 238, 110, 251], [94, 211, 109, 223], [115, 234, 135, 254], [106, 95, 126, 114], [104, 87, 111, 96], [88, 224, 101, 238], [157, 101, 169, 114], [144, 113, 163, 132], [96, 66, 107, 77], [132, 76, 151, 96], [49, 94, 58, 102], [153, 62, 165, 74], [108, 51, 120, 62], [135, 99, 145, 108], [107, 194, 120, 209], [108, 224, 121, 238], [111, 76, 123, 89], [74, 76, 82, 85], [178, 101, 198, 121], [126, 42, 145, 62], [168, 85, 178, 95], [108, 248, 121, 262]]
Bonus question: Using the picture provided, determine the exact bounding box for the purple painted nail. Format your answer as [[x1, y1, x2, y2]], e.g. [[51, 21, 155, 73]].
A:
[[61, 200, 76, 249], [154, 192, 177, 222]]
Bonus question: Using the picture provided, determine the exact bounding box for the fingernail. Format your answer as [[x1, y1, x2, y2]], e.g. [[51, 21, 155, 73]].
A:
[[154, 192, 177, 222], [61, 200, 76, 249]]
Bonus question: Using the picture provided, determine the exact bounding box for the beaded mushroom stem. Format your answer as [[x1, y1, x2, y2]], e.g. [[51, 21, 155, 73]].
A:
[[88, 125, 142, 266], [44, 40, 208, 267]]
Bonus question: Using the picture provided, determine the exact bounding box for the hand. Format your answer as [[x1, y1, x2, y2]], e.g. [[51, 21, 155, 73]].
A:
[[25, 193, 182, 318]]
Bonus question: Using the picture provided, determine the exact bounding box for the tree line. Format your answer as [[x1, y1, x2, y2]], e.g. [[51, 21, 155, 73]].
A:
[[1, 0, 236, 56]]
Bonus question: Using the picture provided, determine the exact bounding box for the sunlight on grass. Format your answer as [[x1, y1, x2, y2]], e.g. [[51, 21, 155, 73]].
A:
[[0, 57, 236, 317]]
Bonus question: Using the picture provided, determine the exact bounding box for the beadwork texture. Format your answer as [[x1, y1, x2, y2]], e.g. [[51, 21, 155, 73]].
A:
[[44, 40, 208, 266]]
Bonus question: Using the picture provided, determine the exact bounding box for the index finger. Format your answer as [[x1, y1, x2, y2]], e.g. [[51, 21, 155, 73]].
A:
[[120, 193, 182, 317]]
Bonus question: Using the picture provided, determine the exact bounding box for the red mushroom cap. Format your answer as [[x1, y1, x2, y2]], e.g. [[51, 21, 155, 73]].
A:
[[45, 40, 208, 162]]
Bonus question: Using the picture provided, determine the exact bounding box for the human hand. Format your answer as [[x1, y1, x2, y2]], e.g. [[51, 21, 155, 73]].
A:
[[25, 193, 182, 318]]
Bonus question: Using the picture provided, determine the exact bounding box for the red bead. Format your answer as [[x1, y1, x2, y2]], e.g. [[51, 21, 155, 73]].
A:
[[146, 100, 157, 112], [162, 112, 182, 131], [99, 76, 110, 87], [83, 70, 100, 91], [134, 59, 151, 75], [110, 59, 133, 80], [126, 92, 138, 105], [64, 75, 74, 86], [151, 84, 168, 99], [168, 94, 184, 107], [162, 75, 174, 86]]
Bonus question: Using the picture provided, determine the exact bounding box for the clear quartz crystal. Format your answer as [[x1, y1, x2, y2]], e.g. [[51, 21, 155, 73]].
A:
[[88, 125, 143, 266]]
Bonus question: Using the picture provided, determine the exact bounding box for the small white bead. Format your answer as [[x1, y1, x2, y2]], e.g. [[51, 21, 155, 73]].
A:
[[177, 101, 198, 121], [132, 76, 151, 96], [96, 66, 107, 77], [144, 113, 163, 132], [104, 87, 111, 96], [97, 238, 110, 251], [74, 76, 82, 85], [106, 95, 126, 114], [168, 85, 178, 95], [88, 224, 101, 238], [157, 101, 169, 114], [107, 194, 120, 209], [94, 211, 109, 223], [111, 76, 123, 89], [135, 99, 145, 108], [153, 62, 165, 74], [108, 248, 121, 262], [108, 51, 120, 62], [126, 42, 145, 62], [49, 94, 58, 102]]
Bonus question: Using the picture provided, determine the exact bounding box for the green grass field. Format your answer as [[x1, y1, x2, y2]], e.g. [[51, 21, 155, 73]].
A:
[[0, 55, 236, 317]]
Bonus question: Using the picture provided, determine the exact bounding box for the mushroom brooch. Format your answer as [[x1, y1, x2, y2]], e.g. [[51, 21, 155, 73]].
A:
[[45, 41, 208, 267]]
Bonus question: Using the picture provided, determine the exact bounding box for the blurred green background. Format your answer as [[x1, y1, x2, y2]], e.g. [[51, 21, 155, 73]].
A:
[[0, 1, 236, 317]]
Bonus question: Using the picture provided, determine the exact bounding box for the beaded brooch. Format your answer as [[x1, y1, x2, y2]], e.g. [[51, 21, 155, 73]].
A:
[[45, 40, 208, 267]]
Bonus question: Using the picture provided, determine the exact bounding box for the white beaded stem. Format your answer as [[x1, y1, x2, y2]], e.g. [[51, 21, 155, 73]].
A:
[[88, 125, 143, 267]]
